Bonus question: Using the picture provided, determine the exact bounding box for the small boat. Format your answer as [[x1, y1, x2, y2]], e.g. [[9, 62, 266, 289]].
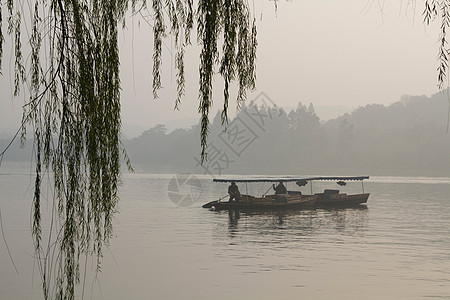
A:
[[202, 176, 370, 210], [202, 177, 317, 210], [297, 176, 370, 206]]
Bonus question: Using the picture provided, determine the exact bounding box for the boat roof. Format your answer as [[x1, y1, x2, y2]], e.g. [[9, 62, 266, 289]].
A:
[[213, 176, 369, 183]]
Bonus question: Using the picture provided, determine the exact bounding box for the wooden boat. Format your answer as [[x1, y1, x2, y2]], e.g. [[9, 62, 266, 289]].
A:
[[202, 178, 317, 210], [202, 176, 370, 210], [296, 176, 370, 206]]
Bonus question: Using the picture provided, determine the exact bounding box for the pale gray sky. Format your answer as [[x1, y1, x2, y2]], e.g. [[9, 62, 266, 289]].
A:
[[0, 1, 442, 138]]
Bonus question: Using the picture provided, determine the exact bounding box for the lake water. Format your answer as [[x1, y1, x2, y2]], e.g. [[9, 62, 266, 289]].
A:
[[1, 162, 450, 299]]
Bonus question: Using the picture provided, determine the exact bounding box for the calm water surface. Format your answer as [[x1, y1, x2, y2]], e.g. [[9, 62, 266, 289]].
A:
[[1, 162, 450, 299]]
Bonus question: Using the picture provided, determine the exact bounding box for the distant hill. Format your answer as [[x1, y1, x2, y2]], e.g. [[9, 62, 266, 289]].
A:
[[321, 92, 450, 174], [3, 91, 450, 176], [122, 90, 450, 176]]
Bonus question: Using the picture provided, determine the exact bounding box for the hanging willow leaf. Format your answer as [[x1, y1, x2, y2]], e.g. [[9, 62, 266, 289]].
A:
[[424, 0, 450, 89], [0, 0, 257, 299]]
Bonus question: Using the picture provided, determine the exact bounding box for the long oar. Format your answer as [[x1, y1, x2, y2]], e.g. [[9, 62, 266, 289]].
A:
[[218, 194, 228, 201], [262, 185, 273, 196]]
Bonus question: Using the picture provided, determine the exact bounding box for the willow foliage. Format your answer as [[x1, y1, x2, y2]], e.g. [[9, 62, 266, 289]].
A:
[[0, 0, 256, 299], [424, 0, 450, 89], [1, 0, 126, 299]]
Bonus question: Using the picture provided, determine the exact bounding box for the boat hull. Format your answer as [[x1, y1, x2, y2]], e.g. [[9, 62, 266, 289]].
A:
[[203, 193, 369, 210], [315, 193, 370, 206], [204, 194, 317, 211]]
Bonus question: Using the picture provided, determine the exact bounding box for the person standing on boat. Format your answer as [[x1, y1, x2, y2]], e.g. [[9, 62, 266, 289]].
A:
[[273, 182, 287, 194], [228, 181, 241, 202]]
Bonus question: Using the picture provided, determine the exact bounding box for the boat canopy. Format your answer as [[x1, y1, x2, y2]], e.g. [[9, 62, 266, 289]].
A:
[[302, 176, 369, 181], [213, 176, 369, 183]]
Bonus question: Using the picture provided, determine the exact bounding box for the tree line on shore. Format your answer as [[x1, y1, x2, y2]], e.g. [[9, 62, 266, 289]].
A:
[[123, 91, 450, 176], [3, 91, 450, 176]]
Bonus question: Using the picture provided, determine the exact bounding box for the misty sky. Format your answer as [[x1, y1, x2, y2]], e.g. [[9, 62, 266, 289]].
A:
[[0, 1, 442, 138]]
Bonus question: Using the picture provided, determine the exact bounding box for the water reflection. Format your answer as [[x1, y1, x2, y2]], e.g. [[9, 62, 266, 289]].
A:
[[227, 210, 240, 234], [213, 206, 369, 240]]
